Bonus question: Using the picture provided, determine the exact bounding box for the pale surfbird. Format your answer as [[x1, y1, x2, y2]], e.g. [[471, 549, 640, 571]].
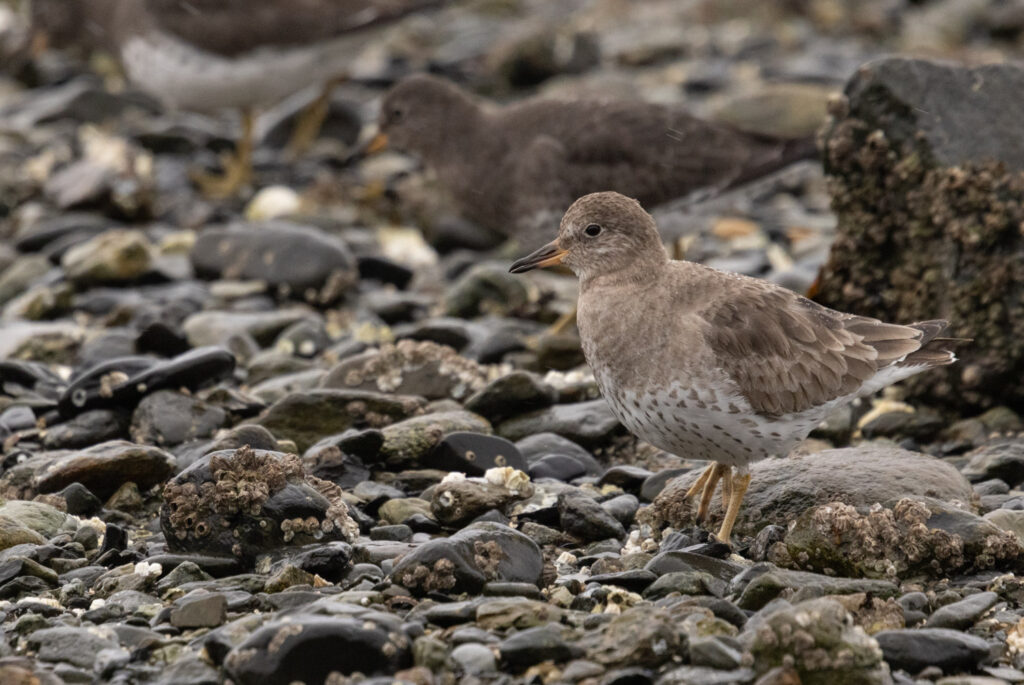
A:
[[371, 74, 817, 248], [30, 0, 444, 197], [510, 192, 958, 542]]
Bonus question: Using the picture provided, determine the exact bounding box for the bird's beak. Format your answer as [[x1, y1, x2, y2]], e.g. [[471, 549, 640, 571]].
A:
[[509, 239, 568, 273], [365, 132, 388, 154]]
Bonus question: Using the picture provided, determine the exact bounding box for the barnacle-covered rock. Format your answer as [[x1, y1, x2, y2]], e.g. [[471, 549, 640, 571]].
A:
[[391, 521, 542, 595], [817, 57, 1024, 410], [744, 598, 891, 685], [778, 496, 1024, 579], [160, 445, 358, 563], [320, 339, 490, 400], [430, 468, 534, 526]]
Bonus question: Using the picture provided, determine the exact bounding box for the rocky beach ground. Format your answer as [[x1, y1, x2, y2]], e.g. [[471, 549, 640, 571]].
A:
[[2, 0, 1024, 683]]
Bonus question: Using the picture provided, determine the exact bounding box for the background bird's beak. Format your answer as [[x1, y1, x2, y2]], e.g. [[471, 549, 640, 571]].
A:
[[365, 132, 389, 154], [509, 239, 568, 273]]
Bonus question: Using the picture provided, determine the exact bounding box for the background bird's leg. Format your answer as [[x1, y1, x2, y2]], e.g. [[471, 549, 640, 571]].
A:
[[717, 471, 752, 542], [547, 307, 578, 335], [287, 75, 347, 158], [684, 463, 715, 498], [194, 107, 255, 198], [696, 463, 727, 521]]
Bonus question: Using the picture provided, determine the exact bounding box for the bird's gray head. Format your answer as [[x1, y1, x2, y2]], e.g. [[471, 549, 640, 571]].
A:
[[375, 74, 482, 160], [510, 192, 668, 284]]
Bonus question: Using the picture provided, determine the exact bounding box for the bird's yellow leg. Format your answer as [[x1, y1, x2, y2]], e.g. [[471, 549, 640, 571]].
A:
[[547, 306, 578, 336], [696, 463, 728, 522], [720, 466, 733, 511], [286, 76, 347, 158], [193, 108, 255, 198], [716, 471, 752, 542], [684, 462, 715, 499]]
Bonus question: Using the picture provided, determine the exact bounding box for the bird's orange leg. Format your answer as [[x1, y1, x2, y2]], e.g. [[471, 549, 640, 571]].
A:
[[684, 463, 715, 499], [193, 108, 255, 198], [716, 471, 752, 542], [696, 463, 728, 522], [286, 76, 347, 158]]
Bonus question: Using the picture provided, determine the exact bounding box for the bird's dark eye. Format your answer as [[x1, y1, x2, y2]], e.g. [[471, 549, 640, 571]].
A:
[[584, 224, 602, 237], [391, 108, 403, 121]]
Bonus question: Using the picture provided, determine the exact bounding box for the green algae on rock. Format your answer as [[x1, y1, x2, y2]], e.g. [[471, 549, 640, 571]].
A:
[[817, 56, 1024, 411]]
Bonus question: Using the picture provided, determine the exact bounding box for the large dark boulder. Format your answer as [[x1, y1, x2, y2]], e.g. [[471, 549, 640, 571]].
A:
[[817, 56, 1024, 410]]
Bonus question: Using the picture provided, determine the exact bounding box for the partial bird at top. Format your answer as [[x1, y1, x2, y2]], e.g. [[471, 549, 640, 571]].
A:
[[30, 0, 446, 197]]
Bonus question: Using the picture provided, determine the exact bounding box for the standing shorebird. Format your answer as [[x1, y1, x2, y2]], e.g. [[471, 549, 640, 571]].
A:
[[510, 192, 957, 542], [29, 0, 444, 197], [373, 74, 817, 247]]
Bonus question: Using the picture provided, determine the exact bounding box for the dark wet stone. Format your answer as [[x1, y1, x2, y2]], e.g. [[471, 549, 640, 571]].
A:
[[640, 468, 690, 502], [160, 446, 358, 562], [601, 494, 640, 527], [731, 564, 899, 611], [529, 454, 589, 481], [645, 551, 744, 583], [747, 525, 786, 562], [392, 522, 542, 595], [371, 524, 413, 542], [516, 432, 602, 473], [689, 635, 743, 670], [498, 400, 622, 447], [170, 591, 227, 628], [191, 222, 358, 302], [498, 624, 578, 671], [924, 591, 999, 629], [130, 390, 227, 447], [874, 628, 990, 674], [558, 492, 625, 541], [423, 432, 526, 475], [644, 570, 726, 598], [257, 389, 424, 453], [277, 542, 353, 582], [224, 615, 411, 684], [599, 465, 655, 494], [357, 255, 414, 289], [43, 408, 130, 449], [464, 371, 558, 422], [57, 347, 235, 419], [2, 440, 175, 500], [898, 592, 929, 627], [859, 409, 944, 440], [963, 439, 1024, 487], [26, 626, 118, 669], [58, 482, 102, 516], [587, 569, 657, 592]]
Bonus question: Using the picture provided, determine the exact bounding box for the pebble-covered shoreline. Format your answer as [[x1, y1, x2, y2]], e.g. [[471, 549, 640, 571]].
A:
[[2, 1, 1024, 683]]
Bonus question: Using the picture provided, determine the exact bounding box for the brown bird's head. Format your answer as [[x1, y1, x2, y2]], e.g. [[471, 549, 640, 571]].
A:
[[510, 192, 668, 284], [372, 74, 482, 160]]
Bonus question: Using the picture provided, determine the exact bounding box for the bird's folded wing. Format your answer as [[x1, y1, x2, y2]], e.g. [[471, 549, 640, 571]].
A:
[[702, 285, 923, 416]]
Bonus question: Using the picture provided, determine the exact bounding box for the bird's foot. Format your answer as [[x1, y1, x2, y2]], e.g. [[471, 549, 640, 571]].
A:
[[191, 151, 253, 199], [715, 471, 752, 543], [285, 93, 331, 160]]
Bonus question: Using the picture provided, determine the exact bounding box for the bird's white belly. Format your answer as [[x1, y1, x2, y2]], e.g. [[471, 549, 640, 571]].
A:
[[121, 31, 367, 112], [599, 376, 825, 467]]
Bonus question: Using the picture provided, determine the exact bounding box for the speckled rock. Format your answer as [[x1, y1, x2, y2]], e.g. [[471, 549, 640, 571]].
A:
[[745, 598, 890, 685], [647, 446, 974, 537], [160, 445, 359, 562], [321, 340, 489, 401]]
